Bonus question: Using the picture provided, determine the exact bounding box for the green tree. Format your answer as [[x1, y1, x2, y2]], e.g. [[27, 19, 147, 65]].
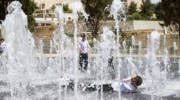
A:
[[0, 0, 13, 21], [19, 0, 37, 31], [63, 4, 69, 12], [81, 0, 113, 39], [127, 1, 142, 20], [155, 0, 180, 35], [63, 4, 72, 13], [50, 5, 56, 12], [0, 0, 36, 31], [131, 12, 142, 20], [50, 4, 72, 13], [128, 1, 137, 15], [140, 0, 155, 20]]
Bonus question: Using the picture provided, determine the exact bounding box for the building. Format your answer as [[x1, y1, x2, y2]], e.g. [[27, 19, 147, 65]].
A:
[[33, 0, 144, 10], [34, 0, 80, 10], [126, 0, 161, 10], [126, 0, 142, 10]]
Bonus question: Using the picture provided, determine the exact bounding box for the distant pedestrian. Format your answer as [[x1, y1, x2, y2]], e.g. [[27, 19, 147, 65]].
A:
[[0, 38, 6, 54], [106, 33, 116, 79], [79, 34, 90, 71]]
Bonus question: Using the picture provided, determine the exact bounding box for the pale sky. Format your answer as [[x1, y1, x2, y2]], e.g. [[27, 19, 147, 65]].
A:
[[150, 0, 161, 4]]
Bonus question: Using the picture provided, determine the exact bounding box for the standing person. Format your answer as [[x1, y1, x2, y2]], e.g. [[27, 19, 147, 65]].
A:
[[108, 45, 114, 69], [0, 38, 6, 54], [79, 34, 90, 71], [107, 34, 116, 79]]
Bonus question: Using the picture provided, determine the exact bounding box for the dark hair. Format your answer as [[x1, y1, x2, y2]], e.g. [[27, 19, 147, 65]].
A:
[[81, 33, 85, 37], [0, 38, 4, 42], [135, 75, 143, 86]]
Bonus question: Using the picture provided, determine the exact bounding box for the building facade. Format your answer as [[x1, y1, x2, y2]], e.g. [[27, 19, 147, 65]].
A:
[[34, 0, 80, 10], [33, 0, 143, 10], [126, 0, 142, 10]]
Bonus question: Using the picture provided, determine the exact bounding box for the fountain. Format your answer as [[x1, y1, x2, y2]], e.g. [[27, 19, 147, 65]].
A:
[[0, 1, 180, 100], [179, 59, 180, 74], [1, 1, 36, 99], [109, 0, 126, 99]]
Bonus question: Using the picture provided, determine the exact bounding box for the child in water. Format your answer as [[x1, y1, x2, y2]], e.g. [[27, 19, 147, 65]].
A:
[[82, 75, 143, 93]]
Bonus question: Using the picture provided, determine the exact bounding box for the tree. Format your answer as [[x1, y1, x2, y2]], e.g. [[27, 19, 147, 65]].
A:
[[0, 0, 36, 31], [140, 0, 155, 20], [127, 1, 142, 20], [128, 1, 137, 15], [131, 12, 142, 20], [0, 0, 13, 21], [19, 0, 37, 31], [81, 0, 113, 39], [49, 4, 72, 13], [63, 4, 72, 13], [155, 0, 180, 35]]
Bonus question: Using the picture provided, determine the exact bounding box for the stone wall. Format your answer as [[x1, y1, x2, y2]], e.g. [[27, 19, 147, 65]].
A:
[[132, 20, 164, 31], [33, 20, 180, 54], [34, 20, 166, 35], [130, 32, 180, 55]]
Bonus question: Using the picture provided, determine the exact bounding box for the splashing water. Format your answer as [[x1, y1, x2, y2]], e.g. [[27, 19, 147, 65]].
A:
[[69, 2, 89, 100], [109, 1, 126, 99], [2, 1, 36, 99], [0, 1, 180, 100], [97, 27, 116, 80], [3, 1, 35, 79], [145, 31, 161, 80], [69, 1, 89, 21], [110, 0, 126, 45]]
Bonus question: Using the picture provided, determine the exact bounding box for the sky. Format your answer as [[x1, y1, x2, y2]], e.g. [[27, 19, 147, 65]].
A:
[[150, 0, 161, 4]]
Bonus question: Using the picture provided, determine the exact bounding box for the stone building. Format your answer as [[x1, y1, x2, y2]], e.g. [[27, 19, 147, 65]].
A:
[[34, 0, 80, 10]]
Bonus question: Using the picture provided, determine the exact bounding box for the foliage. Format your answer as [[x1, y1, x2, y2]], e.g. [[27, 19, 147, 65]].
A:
[[128, 12, 142, 20], [127, 0, 156, 20], [128, 1, 137, 15], [0, 0, 36, 31], [50, 5, 56, 11], [81, 0, 113, 39], [0, 0, 12, 20], [27, 15, 35, 31], [155, 0, 180, 35], [140, 0, 155, 20], [65, 32, 74, 37], [50, 4, 72, 13], [19, 0, 37, 31], [132, 12, 142, 20], [155, 0, 179, 25], [63, 4, 72, 13]]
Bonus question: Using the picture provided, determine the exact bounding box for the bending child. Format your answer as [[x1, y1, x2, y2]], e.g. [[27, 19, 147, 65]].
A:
[[82, 75, 143, 93]]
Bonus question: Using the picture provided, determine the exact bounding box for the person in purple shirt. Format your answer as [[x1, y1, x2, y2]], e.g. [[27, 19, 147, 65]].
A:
[[79, 34, 90, 71]]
